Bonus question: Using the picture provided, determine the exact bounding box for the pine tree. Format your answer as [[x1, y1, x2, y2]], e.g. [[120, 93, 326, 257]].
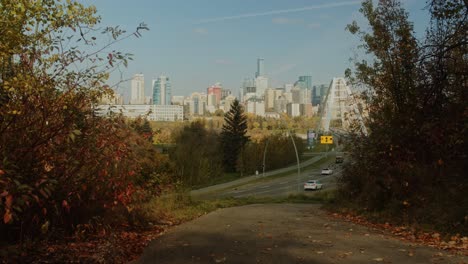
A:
[[221, 99, 249, 172]]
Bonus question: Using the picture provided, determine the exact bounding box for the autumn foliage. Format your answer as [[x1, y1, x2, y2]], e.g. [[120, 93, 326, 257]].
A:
[[0, 0, 160, 243], [340, 0, 467, 234]]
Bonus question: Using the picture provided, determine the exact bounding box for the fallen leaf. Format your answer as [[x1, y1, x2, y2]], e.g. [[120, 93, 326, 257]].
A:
[[373, 257, 384, 262], [316, 251, 324, 254], [214, 257, 226, 263]]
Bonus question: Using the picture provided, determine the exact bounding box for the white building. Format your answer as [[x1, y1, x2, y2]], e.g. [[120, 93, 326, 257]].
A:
[[286, 103, 301, 117], [171, 95, 185, 105], [283, 92, 293, 103], [100, 92, 124, 105], [265, 88, 284, 112], [95, 104, 183, 121], [255, 76, 268, 98], [187, 92, 207, 116], [130, 74, 145, 104], [246, 100, 265, 117], [222, 95, 236, 113], [274, 96, 288, 113]]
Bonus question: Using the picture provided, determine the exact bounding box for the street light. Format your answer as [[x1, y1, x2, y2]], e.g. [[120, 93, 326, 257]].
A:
[[262, 139, 269, 178], [262, 121, 301, 193], [287, 131, 301, 193]]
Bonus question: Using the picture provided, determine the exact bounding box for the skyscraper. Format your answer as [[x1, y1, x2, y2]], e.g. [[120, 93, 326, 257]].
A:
[[296, 76, 312, 90], [130, 74, 145, 104], [295, 76, 313, 104], [207, 83, 222, 106], [255, 58, 268, 97], [256, 58, 265, 78], [152, 75, 172, 105]]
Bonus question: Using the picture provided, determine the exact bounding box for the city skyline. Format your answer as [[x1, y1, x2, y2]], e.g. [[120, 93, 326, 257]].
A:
[[88, 0, 430, 100]]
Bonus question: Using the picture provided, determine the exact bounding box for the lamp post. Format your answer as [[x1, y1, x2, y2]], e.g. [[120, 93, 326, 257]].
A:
[[262, 139, 269, 178], [287, 131, 301, 193], [262, 128, 301, 192]]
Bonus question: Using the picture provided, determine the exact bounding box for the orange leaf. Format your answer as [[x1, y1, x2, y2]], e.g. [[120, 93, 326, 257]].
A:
[[3, 209, 12, 224], [5, 195, 13, 208]]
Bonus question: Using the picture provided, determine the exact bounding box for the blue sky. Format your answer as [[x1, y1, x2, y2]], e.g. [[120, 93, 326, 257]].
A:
[[85, 0, 429, 101]]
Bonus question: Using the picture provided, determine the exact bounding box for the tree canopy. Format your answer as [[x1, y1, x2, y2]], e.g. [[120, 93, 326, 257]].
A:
[[340, 0, 467, 233], [0, 0, 157, 242]]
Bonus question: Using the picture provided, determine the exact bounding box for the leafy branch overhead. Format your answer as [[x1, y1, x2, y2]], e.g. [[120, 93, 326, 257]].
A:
[[340, 0, 467, 234], [0, 0, 160, 245]]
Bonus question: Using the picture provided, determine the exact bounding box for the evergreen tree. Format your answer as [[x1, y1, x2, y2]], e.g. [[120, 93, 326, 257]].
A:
[[221, 99, 249, 172]]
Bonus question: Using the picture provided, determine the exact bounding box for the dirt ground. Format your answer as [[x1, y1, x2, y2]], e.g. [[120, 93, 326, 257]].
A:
[[137, 204, 467, 264]]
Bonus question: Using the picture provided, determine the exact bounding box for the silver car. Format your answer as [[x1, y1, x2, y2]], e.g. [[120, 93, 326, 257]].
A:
[[304, 180, 323, 190]]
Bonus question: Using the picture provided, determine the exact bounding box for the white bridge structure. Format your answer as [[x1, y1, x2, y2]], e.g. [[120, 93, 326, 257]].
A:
[[319, 77, 368, 136]]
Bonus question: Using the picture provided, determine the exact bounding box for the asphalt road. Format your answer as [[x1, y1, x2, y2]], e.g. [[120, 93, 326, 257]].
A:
[[191, 153, 332, 199], [216, 162, 344, 198]]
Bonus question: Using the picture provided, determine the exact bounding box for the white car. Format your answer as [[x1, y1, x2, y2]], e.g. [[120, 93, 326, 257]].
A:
[[321, 168, 333, 175], [304, 180, 323, 190]]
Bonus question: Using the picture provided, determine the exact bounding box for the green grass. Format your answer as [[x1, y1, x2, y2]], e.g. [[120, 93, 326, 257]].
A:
[[191, 172, 241, 190]]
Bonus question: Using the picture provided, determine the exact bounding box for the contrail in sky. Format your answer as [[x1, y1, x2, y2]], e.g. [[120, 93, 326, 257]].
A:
[[195, 1, 361, 24]]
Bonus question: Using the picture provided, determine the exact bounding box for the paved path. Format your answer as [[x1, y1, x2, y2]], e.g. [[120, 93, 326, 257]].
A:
[[138, 204, 466, 264]]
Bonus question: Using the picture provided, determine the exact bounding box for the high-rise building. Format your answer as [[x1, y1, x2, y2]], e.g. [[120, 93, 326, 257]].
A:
[[255, 58, 268, 97], [255, 76, 268, 98], [295, 76, 313, 104], [291, 87, 302, 104], [274, 96, 287, 113], [284, 83, 293, 93], [265, 88, 284, 111], [207, 83, 222, 106], [152, 75, 172, 105], [171, 95, 185, 105], [295, 76, 312, 90], [223, 95, 236, 113], [256, 58, 265, 78], [130, 74, 145, 104], [221, 89, 232, 100], [188, 92, 207, 116], [312, 84, 327, 106]]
